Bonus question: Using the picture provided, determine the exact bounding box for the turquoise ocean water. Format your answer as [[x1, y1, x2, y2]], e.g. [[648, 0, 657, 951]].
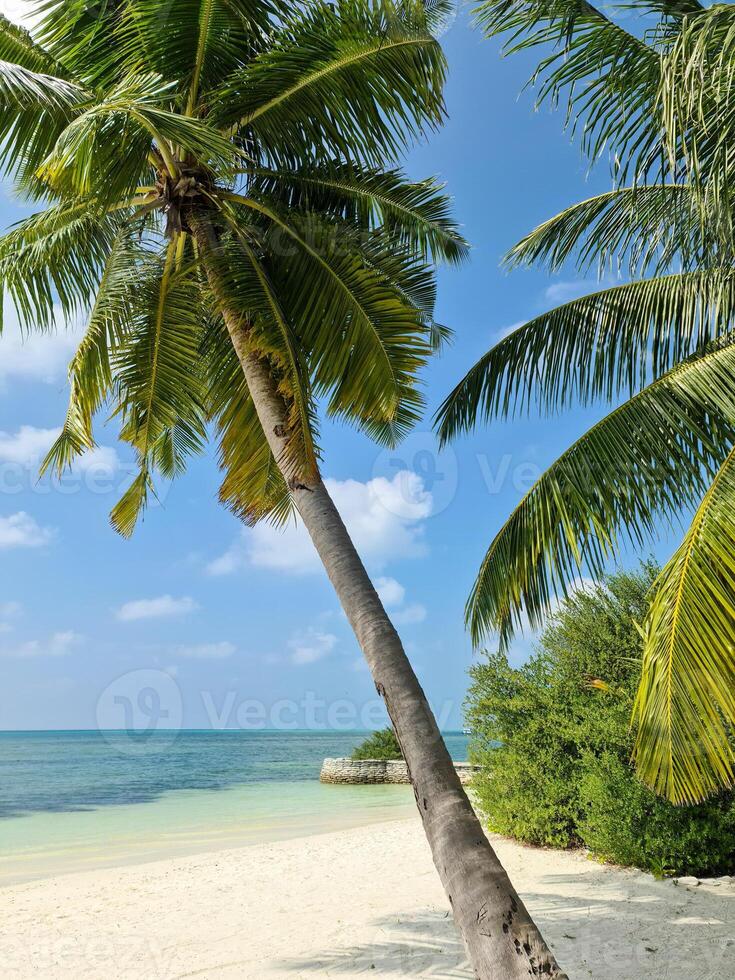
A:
[[0, 730, 468, 886]]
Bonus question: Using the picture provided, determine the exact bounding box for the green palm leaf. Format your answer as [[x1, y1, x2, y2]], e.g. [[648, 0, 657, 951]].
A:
[[474, 0, 665, 174], [0, 12, 66, 75], [505, 183, 720, 278], [211, 0, 446, 167], [112, 239, 207, 535], [111, 0, 282, 105], [37, 73, 237, 202], [658, 4, 735, 237], [436, 269, 735, 439], [246, 163, 468, 263], [465, 337, 735, 650], [0, 199, 130, 328], [203, 309, 293, 526], [635, 446, 735, 804], [41, 233, 149, 477], [223, 194, 431, 429]]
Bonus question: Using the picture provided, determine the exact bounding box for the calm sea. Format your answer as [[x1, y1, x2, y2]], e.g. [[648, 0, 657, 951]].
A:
[[0, 730, 468, 886]]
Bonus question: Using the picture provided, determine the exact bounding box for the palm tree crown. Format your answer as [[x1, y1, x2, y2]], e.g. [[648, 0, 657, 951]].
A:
[[0, 0, 466, 534], [437, 0, 735, 806]]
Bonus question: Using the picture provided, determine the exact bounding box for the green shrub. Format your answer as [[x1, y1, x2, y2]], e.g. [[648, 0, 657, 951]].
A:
[[351, 727, 402, 761], [465, 563, 735, 876]]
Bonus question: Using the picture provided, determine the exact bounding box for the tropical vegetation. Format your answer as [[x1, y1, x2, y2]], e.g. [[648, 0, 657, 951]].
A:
[[466, 564, 735, 877], [438, 0, 735, 808], [352, 727, 403, 760], [0, 1, 563, 975]]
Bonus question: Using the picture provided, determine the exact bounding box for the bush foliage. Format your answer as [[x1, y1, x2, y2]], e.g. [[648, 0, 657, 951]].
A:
[[351, 728, 403, 761], [465, 564, 735, 876]]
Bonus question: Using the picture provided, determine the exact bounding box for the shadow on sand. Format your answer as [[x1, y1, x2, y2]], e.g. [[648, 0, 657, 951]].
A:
[[274, 873, 735, 979]]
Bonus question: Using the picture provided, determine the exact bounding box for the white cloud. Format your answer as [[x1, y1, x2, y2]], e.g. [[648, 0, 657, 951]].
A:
[[375, 576, 427, 626], [175, 641, 236, 660], [74, 446, 121, 476], [206, 548, 241, 577], [289, 628, 337, 666], [392, 602, 427, 626], [207, 471, 433, 577], [544, 280, 595, 305], [0, 511, 53, 549], [116, 595, 199, 622], [1, 630, 82, 659], [0, 600, 22, 619], [0, 426, 120, 475], [0, 301, 86, 385], [0, 426, 60, 464], [375, 576, 406, 609]]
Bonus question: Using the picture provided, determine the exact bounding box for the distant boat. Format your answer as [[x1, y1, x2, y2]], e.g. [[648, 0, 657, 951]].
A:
[[462, 728, 471, 736]]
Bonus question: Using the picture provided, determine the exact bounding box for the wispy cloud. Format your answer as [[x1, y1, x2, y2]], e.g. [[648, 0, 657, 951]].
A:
[[116, 595, 199, 622], [288, 628, 338, 666], [0, 302, 85, 386], [0, 512, 53, 549], [375, 576, 427, 627], [0, 425, 120, 475], [543, 280, 595, 305], [207, 471, 433, 577], [0, 630, 82, 659], [174, 641, 236, 660]]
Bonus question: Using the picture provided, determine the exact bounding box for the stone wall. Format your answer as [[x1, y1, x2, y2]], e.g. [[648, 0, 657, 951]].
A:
[[320, 758, 478, 786]]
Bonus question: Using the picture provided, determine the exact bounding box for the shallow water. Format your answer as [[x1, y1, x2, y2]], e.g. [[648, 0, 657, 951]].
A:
[[0, 730, 468, 885]]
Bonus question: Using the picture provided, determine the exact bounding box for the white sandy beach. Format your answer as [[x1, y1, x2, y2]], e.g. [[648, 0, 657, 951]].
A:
[[2, 815, 734, 979]]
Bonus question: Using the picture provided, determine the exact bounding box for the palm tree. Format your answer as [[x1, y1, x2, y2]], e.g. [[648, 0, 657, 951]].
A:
[[437, 0, 735, 808], [0, 2, 564, 975]]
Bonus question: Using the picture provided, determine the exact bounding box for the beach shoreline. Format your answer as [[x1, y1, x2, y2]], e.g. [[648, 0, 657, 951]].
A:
[[3, 815, 733, 979]]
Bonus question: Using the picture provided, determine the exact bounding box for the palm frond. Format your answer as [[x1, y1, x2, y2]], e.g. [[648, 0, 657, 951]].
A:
[[35, 0, 131, 87], [223, 195, 432, 431], [0, 56, 89, 185], [114, 0, 280, 105], [505, 183, 725, 278], [36, 73, 237, 202], [0, 57, 86, 108], [111, 238, 207, 535], [41, 232, 148, 476], [474, 0, 671, 175], [634, 444, 735, 804], [245, 163, 468, 263], [436, 269, 735, 440], [206, 203, 318, 475], [0, 199, 130, 329], [659, 4, 735, 232], [465, 337, 735, 650], [0, 12, 67, 75], [203, 309, 294, 525], [210, 0, 446, 168]]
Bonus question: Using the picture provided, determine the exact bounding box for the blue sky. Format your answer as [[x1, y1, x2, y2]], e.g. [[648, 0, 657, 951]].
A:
[[0, 4, 680, 731]]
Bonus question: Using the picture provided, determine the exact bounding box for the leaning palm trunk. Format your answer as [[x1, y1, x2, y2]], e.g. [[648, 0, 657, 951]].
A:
[[2, 1, 563, 973], [196, 225, 567, 980]]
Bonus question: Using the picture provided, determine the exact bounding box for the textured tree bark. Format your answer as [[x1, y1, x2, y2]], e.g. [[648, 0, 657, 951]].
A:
[[196, 225, 567, 979]]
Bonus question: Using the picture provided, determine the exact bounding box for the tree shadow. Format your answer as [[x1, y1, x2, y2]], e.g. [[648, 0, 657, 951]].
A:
[[274, 872, 735, 978], [273, 910, 471, 978]]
